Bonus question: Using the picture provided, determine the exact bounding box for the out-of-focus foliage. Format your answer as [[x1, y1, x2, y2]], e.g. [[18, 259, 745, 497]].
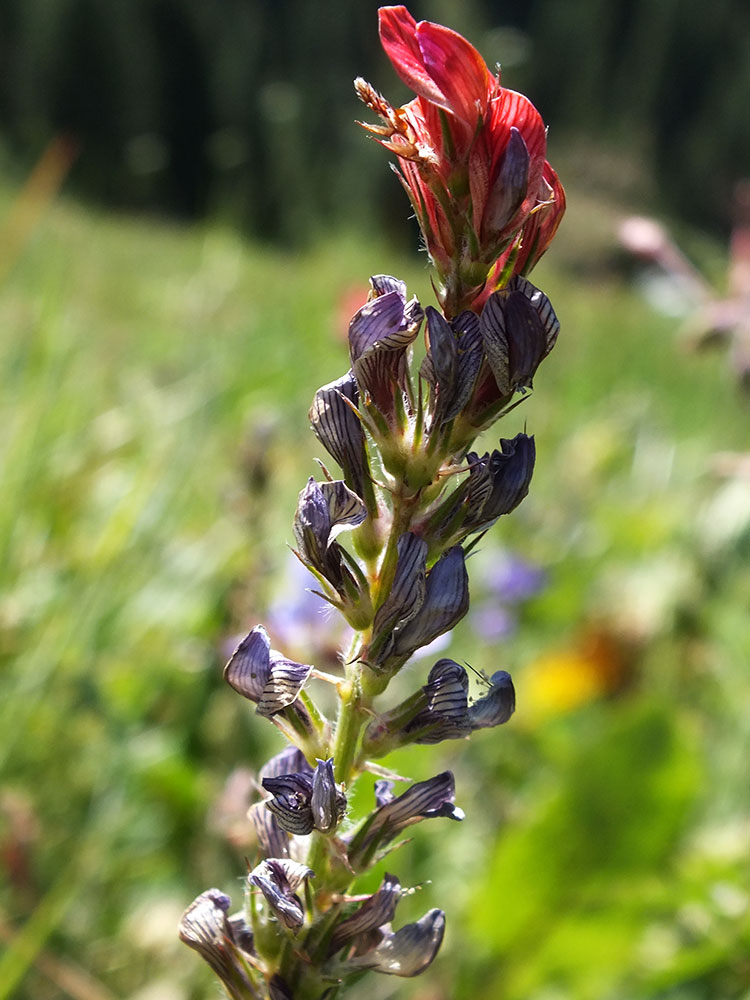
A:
[[0, 0, 748, 237], [1, 166, 748, 999]]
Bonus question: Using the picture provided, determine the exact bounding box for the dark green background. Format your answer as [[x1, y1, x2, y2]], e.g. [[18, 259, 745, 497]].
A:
[[1, 0, 748, 238]]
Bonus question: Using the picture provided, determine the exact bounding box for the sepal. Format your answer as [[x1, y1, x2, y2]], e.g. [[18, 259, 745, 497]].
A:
[[293, 478, 371, 623], [309, 371, 370, 501], [348, 275, 423, 431], [468, 669, 516, 727], [335, 907, 446, 977], [178, 889, 256, 999], [346, 771, 463, 869], [392, 546, 469, 659], [480, 276, 560, 397], [262, 757, 347, 836], [328, 872, 403, 956], [248, 859, 315, 932], [224, 625, 313, 718], [369, 532, 427, 665]]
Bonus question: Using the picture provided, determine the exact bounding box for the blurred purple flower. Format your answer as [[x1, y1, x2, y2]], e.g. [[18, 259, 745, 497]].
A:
[[267, 555, 345, 652], [222, 557, 350, 676], [471, 602, 517, 642], [472, 549, 546, 641], [485, 551, 546, 604]]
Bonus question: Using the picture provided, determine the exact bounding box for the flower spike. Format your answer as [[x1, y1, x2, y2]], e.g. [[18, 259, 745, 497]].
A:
[[184, 8, 565, 997]]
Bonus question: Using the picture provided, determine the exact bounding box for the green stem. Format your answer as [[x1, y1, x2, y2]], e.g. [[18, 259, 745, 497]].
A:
[[370, 487, 419, 613], [303, 901, 344, 966], [277, 937, 296, 994], [306, 831, 329, 886], [298, 689, 328, 740], [332, 677, 368, 786]]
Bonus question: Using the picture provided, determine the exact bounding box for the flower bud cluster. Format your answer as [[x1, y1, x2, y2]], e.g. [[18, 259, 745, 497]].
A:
[[356, 6, 565, 316], [181, 7, 564, 999]]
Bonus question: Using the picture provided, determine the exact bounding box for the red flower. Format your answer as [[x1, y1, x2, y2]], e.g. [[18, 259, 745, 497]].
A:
[[357, 6, 565, 316]]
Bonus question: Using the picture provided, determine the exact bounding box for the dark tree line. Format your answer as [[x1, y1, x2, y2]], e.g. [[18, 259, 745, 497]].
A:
[[0, 0, 747, 239]]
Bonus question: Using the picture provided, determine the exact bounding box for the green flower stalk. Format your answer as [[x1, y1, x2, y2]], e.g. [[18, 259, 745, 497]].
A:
[[180, 6, 565, 999]]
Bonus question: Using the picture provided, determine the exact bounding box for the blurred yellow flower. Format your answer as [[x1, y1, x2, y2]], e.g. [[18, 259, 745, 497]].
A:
[[523, 629, 630, 721]]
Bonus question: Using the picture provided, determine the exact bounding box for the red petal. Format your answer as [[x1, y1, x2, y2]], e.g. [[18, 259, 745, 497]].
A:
[[379, 6, 448, 108], [543, 161, 566, 211], [469, 135, 491, 233], [512, 162, 566, 275], [416, 20, 492, 123], [488, 90, 546, 179], [533, 162, 567, 247], [399, 160, 455, 265]]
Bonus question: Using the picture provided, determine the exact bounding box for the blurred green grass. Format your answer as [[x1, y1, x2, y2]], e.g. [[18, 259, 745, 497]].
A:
[[1, 181, 749, 1000]]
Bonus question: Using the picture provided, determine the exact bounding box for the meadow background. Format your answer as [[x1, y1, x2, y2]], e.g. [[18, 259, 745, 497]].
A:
[[1, 2, 749, 999]]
